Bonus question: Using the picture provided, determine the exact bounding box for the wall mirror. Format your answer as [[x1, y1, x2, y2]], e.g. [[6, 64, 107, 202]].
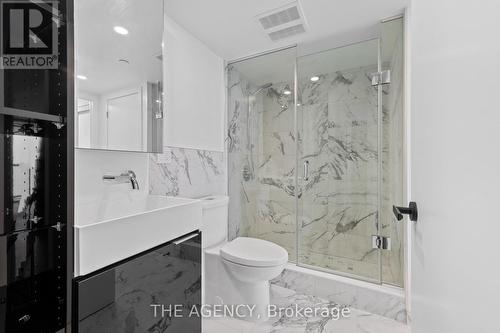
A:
[[75, 0, 163, 152]]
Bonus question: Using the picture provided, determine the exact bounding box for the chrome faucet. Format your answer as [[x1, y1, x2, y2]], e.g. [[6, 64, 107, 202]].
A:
[[103, 170, 140, 190]]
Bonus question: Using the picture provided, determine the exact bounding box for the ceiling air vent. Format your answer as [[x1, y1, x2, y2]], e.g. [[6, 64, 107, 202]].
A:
[[268, 24, 306, 42], [256, 1, 307, 42]]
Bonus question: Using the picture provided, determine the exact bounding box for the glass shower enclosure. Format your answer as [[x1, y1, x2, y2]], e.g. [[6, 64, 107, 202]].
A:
[[227, 18, 404, 286]]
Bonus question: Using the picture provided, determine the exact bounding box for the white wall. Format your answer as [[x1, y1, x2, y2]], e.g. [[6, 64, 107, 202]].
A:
[[75, 149, 149, 205], [409, 1, 500, 332], [163, 16, 225, 152]]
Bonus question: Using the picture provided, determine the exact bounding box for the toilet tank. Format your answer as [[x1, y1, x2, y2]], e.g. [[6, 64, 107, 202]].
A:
[[201, 195, 229, 248]]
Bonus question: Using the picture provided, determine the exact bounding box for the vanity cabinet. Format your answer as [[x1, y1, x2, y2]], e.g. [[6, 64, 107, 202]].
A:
[[73, 231, 202, 333]]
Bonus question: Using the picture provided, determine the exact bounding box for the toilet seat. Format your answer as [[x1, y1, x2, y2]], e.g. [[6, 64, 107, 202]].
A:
[[220, 237, 288, 267]]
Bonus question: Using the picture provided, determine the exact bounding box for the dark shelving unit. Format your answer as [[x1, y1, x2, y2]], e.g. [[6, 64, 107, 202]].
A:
[[0, 0, 74, 332]]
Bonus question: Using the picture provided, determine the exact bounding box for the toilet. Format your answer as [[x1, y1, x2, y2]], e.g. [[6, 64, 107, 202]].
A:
[[201, 195, 288, 322]]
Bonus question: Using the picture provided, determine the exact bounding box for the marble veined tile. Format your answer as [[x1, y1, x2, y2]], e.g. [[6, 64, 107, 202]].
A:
[[271, 269, 316, 295], [326, 68, 378, 104], [202, 285, 409, 333], [149, 147, 225, 198], [327, 99, 377, 128], [273, 270, 406, 323], [228, 59, 405, 291]]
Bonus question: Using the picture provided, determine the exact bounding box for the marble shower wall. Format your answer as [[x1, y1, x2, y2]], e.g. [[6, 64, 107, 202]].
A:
[[297, 58, 404, 286], [227, 36, 404, 287], [227, 65, 297, 258], [149, 147, 225, 198], [227, 66, 254, 241], [296, 64, 381, 282], [296, 30, 404, 286]]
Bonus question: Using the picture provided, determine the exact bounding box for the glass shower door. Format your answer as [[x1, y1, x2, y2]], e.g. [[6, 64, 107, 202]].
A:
[[227, 47, 298, 260], [296, 39, 382, 282]]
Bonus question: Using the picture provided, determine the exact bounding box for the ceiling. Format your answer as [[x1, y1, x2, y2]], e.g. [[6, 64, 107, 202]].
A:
[[165, 0, 409, 61], [75, 0, 163, 95]]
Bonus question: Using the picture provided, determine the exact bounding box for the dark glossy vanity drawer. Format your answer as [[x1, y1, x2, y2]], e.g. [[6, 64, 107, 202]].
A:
[[73, 231, 202, 333]]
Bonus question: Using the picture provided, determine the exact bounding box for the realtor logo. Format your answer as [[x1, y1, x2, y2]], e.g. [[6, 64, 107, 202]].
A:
[[1, 0, 59, 69]]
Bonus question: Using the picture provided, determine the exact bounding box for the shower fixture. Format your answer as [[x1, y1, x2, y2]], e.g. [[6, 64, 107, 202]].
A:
[[250, 82, 272, 95], [244, 83, 272, 184]]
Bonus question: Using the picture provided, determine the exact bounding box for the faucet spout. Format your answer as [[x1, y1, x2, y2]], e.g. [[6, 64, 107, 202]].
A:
[[127, 170, 139, 190], [103, 170, 140, 190], [128, 170, 139, 190]]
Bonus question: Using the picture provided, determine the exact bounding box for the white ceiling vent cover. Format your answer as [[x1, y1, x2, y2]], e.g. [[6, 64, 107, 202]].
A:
[[256, 1, 308, 42]]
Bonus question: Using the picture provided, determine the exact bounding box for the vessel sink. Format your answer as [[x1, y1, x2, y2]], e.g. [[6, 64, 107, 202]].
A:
[[75, 193, 202, 276]]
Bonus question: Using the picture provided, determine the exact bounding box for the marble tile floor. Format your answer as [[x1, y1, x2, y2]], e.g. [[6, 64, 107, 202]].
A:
[[203, 285, 409, 333]]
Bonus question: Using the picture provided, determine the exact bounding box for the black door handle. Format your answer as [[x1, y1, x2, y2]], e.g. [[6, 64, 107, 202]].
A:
[[393, 202, 418, 222]]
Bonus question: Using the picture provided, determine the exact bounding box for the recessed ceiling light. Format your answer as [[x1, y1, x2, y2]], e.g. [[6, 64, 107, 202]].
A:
[[118, 59, 130, 64], [283, 89, 292, 95], [113, 26, 129, 35], [77, 75, 87, 80], [310, 76, 320, 82]]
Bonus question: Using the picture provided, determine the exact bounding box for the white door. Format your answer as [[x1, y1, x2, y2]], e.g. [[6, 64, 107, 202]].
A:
[[107, 91, 143, 151], [76, 98, 92, 148], [409, 1, 500, 332]]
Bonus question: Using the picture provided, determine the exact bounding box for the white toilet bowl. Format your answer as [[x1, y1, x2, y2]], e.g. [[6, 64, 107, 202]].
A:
[[222, 258, 286, 283], [201, 196, 288, 322], [220, 237, 288, 282], [204, 237, 287, 322]]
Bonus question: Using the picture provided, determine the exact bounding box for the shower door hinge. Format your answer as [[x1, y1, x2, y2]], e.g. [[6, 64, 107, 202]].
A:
[[371, 70, 391, 86], [372, 235, 391, 250]]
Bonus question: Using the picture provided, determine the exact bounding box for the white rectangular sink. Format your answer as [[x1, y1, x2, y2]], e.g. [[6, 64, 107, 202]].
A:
[[75, 193, 202, 276]]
